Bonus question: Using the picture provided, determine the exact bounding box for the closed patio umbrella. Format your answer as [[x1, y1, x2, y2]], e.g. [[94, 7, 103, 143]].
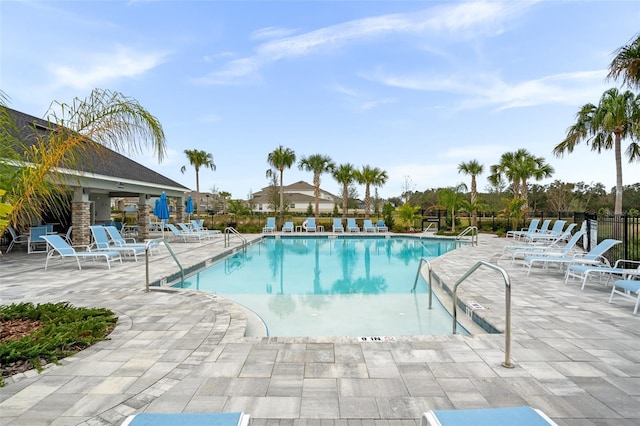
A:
[[156, 192, 170, 237], [185, 195, 194, 222]]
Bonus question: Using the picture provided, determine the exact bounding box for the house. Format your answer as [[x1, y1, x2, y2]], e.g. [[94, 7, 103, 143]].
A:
[[251, 181, 341, 214], [4, 108, 190, 245]]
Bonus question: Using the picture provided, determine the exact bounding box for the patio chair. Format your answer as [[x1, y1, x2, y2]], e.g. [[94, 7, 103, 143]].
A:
[[166, 223, 205, 242], [420, 406, 557, 426], [518, 219, 551, 241], [263, 217, 276, 233], [6, 225, 29, 253], [304, 218, 317, 232], [332, 218, 344, 232], [376, 220, 388, 232], [90, 225, 144, 261], [506, 218, 540, 239], [27, 226, 49, 254], [523, 239, 621, 276], [609, 279, 640, 314], [40, 234, 122, 270], [510, 230, 584, 263], [121, 411, 251, 426], [104, 226, 148, 248], [191, 220, 221, 236], [347, 218, 360, 232], [178, 222, 212, 239], [565, 258, 640, 290], [282, 221, 294, 232], [363, 219, 377, 233], [523, 220, 566, 243]]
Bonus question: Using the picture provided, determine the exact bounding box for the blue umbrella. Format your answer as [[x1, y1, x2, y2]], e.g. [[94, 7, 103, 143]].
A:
[[156, 192, 170, 237], [185, 195, 194, 221]]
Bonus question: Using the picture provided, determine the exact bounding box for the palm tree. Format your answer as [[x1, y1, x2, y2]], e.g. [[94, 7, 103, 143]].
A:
[[298, 154, 335, 224], [0, 88, 166, 234], [180, 149, 215, 193], [266, 145, 296, 226], [488, 149, 554, 209], [355, 165, 388, 220], [438, 183, 467, 233], [554, 88, 640, 215], [458, 160, 484, 226], [608, 33, 640, 90], [332, 163, 357, 221]]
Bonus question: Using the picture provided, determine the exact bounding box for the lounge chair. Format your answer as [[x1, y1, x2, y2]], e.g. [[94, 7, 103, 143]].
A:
[[104, 226, 148, 248], [332, 218, 344, 232], [304, 217, 317, 232], [363, 219, 377, 233], [376, 220, 388, 232], [347, 218, 360, 232], [28, 226, 49, 254], [510, 230, 584, 263], [506, 218, 540, 239], [420, 406, 557, 426], [6, 225, 29, 253], [565, 258, 640, 290], [191, 220, 221, 237], [519, 219, 551, 241], [523, 239, 621, 276], [166, 223, 205, 242], [609, 279, 640, 314], [263, 217, 276, 233], [122, 411, 251, 426], [40, 234, 122, 270], [282, 221, 294, 232], [178, 222, 212, 239], [90, 225, 145, 261], [523, 220, 566, 243]]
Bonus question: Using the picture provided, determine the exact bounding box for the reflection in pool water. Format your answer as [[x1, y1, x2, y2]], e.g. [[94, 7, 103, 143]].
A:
[[180, 237, 466, 336]]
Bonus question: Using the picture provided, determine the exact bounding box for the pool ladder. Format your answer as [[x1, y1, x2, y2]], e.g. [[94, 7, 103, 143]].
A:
[[224, 226, 247, 250], [456, 226, 478, 246], [412, 258, 513, 368], [144, 238, 184, 291]]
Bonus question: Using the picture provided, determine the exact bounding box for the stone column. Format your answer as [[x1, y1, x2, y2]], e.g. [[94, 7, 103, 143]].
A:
[[138, 203, 150, 241], [71, 201, 91, 247], [176, 204, 184, 224]]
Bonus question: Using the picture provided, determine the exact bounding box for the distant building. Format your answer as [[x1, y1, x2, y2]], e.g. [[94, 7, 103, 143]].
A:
[[251, 181, 341, 214]]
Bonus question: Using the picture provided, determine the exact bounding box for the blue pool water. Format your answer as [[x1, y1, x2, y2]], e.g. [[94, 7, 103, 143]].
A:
[[178, 236, 467, 337]]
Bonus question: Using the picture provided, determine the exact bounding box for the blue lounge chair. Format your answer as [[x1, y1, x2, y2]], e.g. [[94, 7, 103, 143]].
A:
[[363, 219, 377, 233], [191, 220, 221, 237], [609, 279, 640, 314], [104, 226, 148, 248], [40, 234, 122, 270], [376, 220, 388, 232], [121, 411, 251, 426], [282, 221, 293, 232], [510, 231, 584, 263], [347, 218, 360, 232], [519, 219, 551, 241], [304, 217, 317, 232], [27, 226, 48, 254], [523, 220, 566, 243], [565, 258, 640, 290], [524, 239, 621, 276], [166, 223, 205, 242], [506, 218, 540, 239], [90, 225, 144, 261], [420, 406, 557, 426], [263, 217, 276, 233], [178, 222, 212, 239], [332, 218, 344, 232]]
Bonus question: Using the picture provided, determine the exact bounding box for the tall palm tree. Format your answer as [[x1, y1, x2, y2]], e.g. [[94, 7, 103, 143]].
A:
[[355, 165, 388, 220], [554, 88, 640, 215], [458, 160, 484, 226], [298, 153, 335, 224], [332, 163, 356, 221], [608, 33, 640, 90], [0, 88, 166, 233], [488, 149, 554, 209], [438, 183, 467, 233], [180, 149, 215, 193], [266, 145, 296, 226]]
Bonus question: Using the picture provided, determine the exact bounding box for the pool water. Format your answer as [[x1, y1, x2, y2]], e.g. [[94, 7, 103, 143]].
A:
[[179, 236, 467, 337]]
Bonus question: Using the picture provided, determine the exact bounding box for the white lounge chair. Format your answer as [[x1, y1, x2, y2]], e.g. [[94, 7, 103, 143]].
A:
[[376, 220, 388, 232], [523, 239, 621, 276], [506, 218, 540, 240], [523, 220, 566, 243], [510, 231, 584, 263], [40, 234, 122, 270], [282, 221, 294, 232], [363, 219, 377, 233], [518, 219, 551, 241], [90, 225, 144, 261], [104, 226, 148, 248], [347, 218, 360, 232], [263, 217, 276, 233], [191, 220, 221, 237], [420, 406, 557, 426], [609, 279, 640, 314], [304, 217, 317, 232], [565, 258, 640, 290], [166, 223, 205, 242], [332, 218, 344, 232]]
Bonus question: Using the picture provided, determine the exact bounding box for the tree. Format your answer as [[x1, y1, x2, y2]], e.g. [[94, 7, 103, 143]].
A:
[[553, 88, 640, 215], [298, 153, 335, 224], [458, 160, 484, 226], [355, 165, 388, 220], [180, 149, 215, 193], [0, 88, 166, 233], [332, 163, 357, 221], [266, 146, 296, 226], [397, 202, 420, 231], [608, 33, 640, 90], [438, 183, 467, 233]]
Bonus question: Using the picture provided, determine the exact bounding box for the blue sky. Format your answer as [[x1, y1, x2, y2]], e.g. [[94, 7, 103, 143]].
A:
[[2, 0, 640, 200]]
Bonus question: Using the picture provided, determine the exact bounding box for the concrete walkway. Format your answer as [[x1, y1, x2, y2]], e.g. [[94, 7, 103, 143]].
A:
[[0, 232, 639, 425]]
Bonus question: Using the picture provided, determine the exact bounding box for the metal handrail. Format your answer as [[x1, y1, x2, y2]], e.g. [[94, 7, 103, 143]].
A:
[[224, 227, 247, 248], [456, 226, 478, 246], [411, 257, 433, 309], [420, 223, 437, 238], [145, 238, 184, 292], [452, 260, 513, 368]]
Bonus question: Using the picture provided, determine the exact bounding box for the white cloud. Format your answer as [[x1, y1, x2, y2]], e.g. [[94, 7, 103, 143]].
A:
[[48, 45, 167, 90], [251, 26, 298, 40]]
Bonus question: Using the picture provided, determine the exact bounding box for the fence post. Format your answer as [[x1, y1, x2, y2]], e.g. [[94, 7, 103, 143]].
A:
[[623, 214, 629, 260]]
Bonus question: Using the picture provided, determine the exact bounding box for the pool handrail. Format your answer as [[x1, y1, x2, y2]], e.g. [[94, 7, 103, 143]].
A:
[[224, 226, 247, 249], [411, 257, 433, 309], [145, 238, 184, 291], [452, 260, 513, 368], [456, 226, 478, 246]]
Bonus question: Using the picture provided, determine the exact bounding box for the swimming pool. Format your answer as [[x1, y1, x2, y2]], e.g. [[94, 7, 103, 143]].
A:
[[178, 236, 468, 337]]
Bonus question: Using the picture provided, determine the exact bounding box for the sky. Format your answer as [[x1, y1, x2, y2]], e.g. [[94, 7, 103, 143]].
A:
[[2, 0, 640, 200]]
